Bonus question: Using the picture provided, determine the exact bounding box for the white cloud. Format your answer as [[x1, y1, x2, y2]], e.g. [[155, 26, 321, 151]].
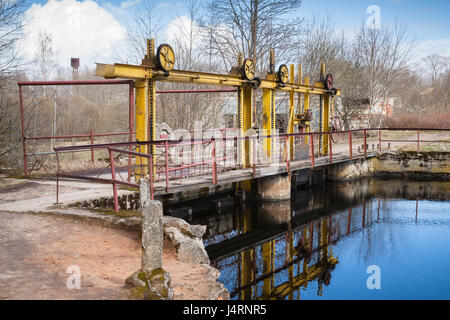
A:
[[165, 16, 202, 48], [120, 0, 141, 9], [21, 0, 127, 71], [165, 16, 192, 45], [411, 38, 450, 70], [415, 38, 450, 59]]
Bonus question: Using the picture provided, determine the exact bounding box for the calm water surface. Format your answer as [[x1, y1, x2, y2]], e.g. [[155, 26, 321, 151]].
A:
[[192, 179, 450, 300]]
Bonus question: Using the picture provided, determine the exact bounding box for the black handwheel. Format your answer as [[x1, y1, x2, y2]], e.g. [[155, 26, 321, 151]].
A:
[[324, 73, 333, 90]]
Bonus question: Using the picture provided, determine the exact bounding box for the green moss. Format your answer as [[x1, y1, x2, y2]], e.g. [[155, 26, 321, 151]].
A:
[[118, 186, 139, 192], [130, 284, 148, 299], [149, 268, 165, 279], [178, 227, 195, 239], [129, 269, 169, 300]]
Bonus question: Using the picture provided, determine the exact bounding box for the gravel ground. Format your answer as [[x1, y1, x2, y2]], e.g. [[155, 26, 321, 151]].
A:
[[0, 211, 220, 300], [0, 212, 136, 299], [0, 174, 225, 300]]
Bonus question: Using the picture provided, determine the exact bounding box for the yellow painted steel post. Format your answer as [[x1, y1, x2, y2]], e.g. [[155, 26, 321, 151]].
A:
[[147, 39, 157, 172], [288, 64, 295, 160], [297, 64, 303, 146], [134, 79, 148, 181], [262, 86, 272, 158], [237, 54, 244, 167], [237, 53, 252, 191], [319, 63, 328, 154], [243, 87, 253, 166], [304, 77, 310, 145], [322, 93, 330, 155], [262, 50, 276, 162]]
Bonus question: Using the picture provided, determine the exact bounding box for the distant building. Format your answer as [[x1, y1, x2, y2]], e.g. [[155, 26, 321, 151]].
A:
[[350, 97, 395, 129]]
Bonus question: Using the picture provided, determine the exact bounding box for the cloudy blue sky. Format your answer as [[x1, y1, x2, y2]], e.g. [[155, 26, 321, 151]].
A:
[[21, 0, 450, 70]]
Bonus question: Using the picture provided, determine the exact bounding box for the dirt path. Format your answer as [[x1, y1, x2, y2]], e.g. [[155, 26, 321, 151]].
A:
[[0, 211, 223, 300], [0, 176, 227, 300], [0, 212, 135, 299], [0, 177, 133, 212]]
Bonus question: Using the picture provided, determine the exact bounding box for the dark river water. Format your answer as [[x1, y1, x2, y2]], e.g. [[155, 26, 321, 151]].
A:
[[187, 178, 450, 300]]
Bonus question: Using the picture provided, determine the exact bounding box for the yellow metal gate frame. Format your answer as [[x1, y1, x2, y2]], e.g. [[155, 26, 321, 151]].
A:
[[95, 39, 340, 182]]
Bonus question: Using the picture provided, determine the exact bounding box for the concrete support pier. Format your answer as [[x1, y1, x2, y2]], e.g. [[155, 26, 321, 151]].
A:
[[140, 178, 163, 272], [257, 174, 291, 201]]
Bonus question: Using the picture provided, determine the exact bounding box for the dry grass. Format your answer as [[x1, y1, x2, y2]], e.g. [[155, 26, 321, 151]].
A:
[[383, 113, 450, 129]]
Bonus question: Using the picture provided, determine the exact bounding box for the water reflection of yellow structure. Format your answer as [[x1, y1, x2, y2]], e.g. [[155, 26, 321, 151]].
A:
[[237, 214, 338, 300], [206, 182, 442, 300]]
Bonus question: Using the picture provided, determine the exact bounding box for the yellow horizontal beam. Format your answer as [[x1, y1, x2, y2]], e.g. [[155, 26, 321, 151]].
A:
[[96, 63, 152, 79], [96, 63, 341, 96], [155, 69, 245, 87]]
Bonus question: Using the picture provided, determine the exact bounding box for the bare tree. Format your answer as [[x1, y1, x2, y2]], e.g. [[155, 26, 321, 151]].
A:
[[352, 22, 416, 127], [157, 0, 229, 130], [124, 0, 163, 63], [422, 54, 450, 86], [35, 31, 54, 82], [201, 0, 302, 74], [296, 15, 346, 80], [0, 0, 26, 169], [0, 0, 26, 73]]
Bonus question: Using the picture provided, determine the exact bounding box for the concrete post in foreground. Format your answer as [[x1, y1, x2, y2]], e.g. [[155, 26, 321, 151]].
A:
[[124, 178, 173, 300], [140, 178, 163, 273]]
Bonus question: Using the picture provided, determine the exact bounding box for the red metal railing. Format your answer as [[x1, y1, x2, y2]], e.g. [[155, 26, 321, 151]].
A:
[[18, 80, 136, 176], [18, 80, 238, 176], [53, 127, 449, 212]]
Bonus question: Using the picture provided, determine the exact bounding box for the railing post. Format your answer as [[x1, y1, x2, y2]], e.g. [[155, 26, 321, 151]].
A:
[[55, 150, 60, 204], [363, 129, 367, 158], [285, 135, 290, 172], [90, 129, 95, 163], [310, 133, 315, 167], [212, 138, 217, 184], [180, 148, 183, 185], [128, 81, 134, 183], [165, 140, 170, 192], [378, 129, 382, 151], [234, 136, 238, 168], [147, 153, 154, 200], [109, 149, 119, 213], [329, 133, 333, 164], [348, 131, 353, 160], [252, 135, 256, 178], [19, 85, 28, 176], [417, 129, 420, 152]]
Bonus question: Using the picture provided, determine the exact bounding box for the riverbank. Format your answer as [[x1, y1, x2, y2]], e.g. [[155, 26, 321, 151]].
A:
[[0, 210, 228, 300]]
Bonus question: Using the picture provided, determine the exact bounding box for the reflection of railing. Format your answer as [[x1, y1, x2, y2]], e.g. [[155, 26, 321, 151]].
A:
[[53, 128, 449, 211], [224, 217, 338, 300], [217, 200, 383, 300]]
